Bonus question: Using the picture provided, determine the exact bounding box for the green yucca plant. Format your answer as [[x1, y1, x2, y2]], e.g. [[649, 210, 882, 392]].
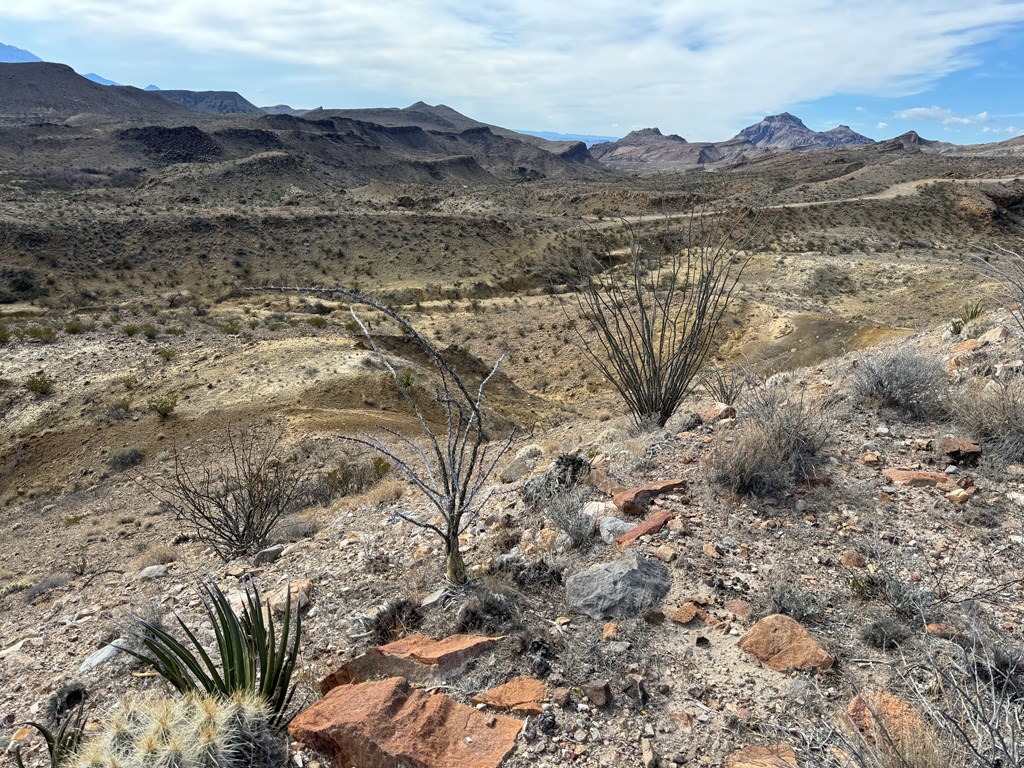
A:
[[119, 581, 300, 727], [959, 301, 984, 324], [13, 704, 87, 768]]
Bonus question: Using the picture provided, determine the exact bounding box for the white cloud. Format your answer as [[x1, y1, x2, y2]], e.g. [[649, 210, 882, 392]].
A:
[[877, 121, 889, 129], [3, 1, 1024, 136], [894, 106, 994, 125]]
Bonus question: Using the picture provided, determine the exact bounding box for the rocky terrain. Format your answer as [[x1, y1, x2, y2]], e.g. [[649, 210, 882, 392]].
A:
[[3, 53, 1024, 768]]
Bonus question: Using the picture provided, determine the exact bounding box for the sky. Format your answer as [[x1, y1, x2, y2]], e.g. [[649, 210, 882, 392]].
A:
[[2, 1, 1024, 144]]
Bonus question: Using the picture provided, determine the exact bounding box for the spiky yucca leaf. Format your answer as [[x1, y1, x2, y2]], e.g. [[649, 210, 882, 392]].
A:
[[118, 581, 300, 726], [13, 704, 86, 768]]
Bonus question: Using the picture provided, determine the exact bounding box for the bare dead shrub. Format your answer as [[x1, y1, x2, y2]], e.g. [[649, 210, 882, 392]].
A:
[[852, 347, 948, 421], [544, 487, 595, 549], [150, 424, 313, 560]]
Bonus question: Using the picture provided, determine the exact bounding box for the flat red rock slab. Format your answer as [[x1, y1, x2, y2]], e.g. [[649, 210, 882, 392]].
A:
[[616, 509, 674, 550], [320, 633, 503, 694], [725, 744, 799, 768], [882, 469, 954, 489], [291, 676, 522, 768], [613, 480, 687, 515], [472, 675, 548, 716], [738, 614, 833, 673]]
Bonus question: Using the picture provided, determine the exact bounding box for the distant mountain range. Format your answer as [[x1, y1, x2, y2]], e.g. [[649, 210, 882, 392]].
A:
[[0, 43, 42, 64], [590, 113, 874, 170], [516, 130, 619, 147]]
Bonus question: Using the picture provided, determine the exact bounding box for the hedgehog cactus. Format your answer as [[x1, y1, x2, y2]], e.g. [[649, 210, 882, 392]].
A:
[[73, 693, 283, 768]]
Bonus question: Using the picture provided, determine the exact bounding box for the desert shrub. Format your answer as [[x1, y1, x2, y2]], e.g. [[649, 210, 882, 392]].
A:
[[150, 424, 312, 559], [22, 573, 73, 604], [710, 385, 831, 496], [306, 315, 327, 328], [805, 262, 854, 297], [755, 569, 826, 624], [0, 324, 8, 344], [953, 377, 1024, 462], [63, 318, 93, 335], [132, 544, 177, 568], [141, 324, 158, 339], [358, 598, 424, 645], [147, 393, 177, 418], [852, 347, 947, 420], [0, 267, 46, 303], [25, 372, 56, 397], [121, 324, 141, 336], [700, 364, 749, 405], [26, 324, 57, 343], [106, 446, 144, 471], [544, 486, 595, 549], [859, 616, 910, 650], [522, 453, 591, 510], [156, 347, 177, 361], [304, 456, 390, 506]]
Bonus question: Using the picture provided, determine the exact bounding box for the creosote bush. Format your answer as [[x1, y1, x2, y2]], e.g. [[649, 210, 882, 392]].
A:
[[25, 372, 56, 397], [106, 447, 144, 471], [851, 347, 948, 420], [710, 384, 831, 496]]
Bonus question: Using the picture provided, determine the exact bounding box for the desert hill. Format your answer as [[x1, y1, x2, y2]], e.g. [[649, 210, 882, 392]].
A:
[[153, 89, 263, 115], [0, 42, 41, 64], [733, 111, 872, 149], [0, 62, 195, 125]]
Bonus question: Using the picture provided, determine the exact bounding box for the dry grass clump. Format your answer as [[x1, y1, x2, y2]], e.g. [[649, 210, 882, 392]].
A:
[[851, 347, 948, 420], [132, 544, 177, 569], [953, 377, 1024, 463], [710, 385, 831, 496]]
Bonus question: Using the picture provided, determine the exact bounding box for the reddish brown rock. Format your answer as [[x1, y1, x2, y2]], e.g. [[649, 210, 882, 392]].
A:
[[952, 338, 986, 355], [551, 687, 572, 707], [738, 614, 834, 673], [616, 509, 674, 550], [700, 402, 737, 424], [725, 599, 752, 620], [582, 679, 613, 707], [882, 469, 954, 488], [937, 436, 982, 465], [291, 676, 521, 768], [667, 602, 709, 626], [860, 450, 882, 467], [472, 675, 547, 716], [840, 551, 867, 568], [725, 744, 800, 767], [602, 622, 618, 640], [320, 633, 502, 693], [926, 622, 961, 639], [945, 487, 975, 504], [847, 691, 928, 753], [613, 480, 687, 515]]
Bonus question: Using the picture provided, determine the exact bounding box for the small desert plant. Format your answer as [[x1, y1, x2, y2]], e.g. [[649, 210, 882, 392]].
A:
[[710, 384, 831, 496], [25, 372, 56, 396], [150, 424, 312, 559], [121, 324, 141, 336], [156, 347, 177, 361], [353, 598, 424, 645], [106, 446, 144, 471], [305, 456, 390, 506], [700, 364, 749, 405], [544, 486, 595, 549], [26, 324, 57, 343], [852, 347, 947, 420], [859, 616, 910, 650], [953, 377, 1024, 462], [119, 580, 301, 727], [147, 393, 177, 419], [71, 692, 284, 768], [13, 702, 86, 768], [63, 318, 93, 335], [0, 323, 9, 344]]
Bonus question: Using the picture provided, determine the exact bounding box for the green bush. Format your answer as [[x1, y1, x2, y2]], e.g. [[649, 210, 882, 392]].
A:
[[141, 324, 158, 340], [121, 324, 141, 336], [63, 318, 94, 335], [148, 393, 177, 418], [0, 324, 8, 344], [25, 372, 56, 397], [306, 315, 327, 328], [26, 325, 56, 343]]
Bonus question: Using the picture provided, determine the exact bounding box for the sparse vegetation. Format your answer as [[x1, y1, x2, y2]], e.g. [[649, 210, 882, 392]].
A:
[[710, 384, 831, 495], [147, 393, 177, 418], [954, 377, 1024, 462], [567, 207, 759, 428], [852, 347, 948, 420], [151, 424, 312, 559], [25, 372, 56, 397], [106, 446, 144, 471]]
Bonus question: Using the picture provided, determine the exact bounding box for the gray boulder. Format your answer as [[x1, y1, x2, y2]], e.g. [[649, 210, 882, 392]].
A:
[[598, 516, 636, 545], [566, 551, 671, 619]]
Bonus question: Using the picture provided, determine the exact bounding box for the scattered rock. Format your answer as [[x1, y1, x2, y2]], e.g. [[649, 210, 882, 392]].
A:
[[652, 544, 676, 562], [472, 675, 547, 715], [979, 325, 1009, 344], [565, 550, 671, 619], [598, 516, 636, 545], [582, 679, 612, 708], [290, 676, 521, 768], [882, 469, 954, 489], [136, 564, 168, 581], [700, 402, 736, 424], [254, 544, 285, 565], [602, 622, 618, 640], [936, 436, 982, 466], [612, 480, 687, 516], [860, 450, 881, 466], [320, 633, 502, 693], [616, 509, 673, 550], [641, 736, 657, 767], [78, 638, 130, 673], [847, 691, 928, 753], [738, 614, 834, 673], [952, 338, 986, 355], [552, 687, 572, 707], [724, 744, 800, 767], [269, 578, 313, 614], [945, 487, 974, 504]]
